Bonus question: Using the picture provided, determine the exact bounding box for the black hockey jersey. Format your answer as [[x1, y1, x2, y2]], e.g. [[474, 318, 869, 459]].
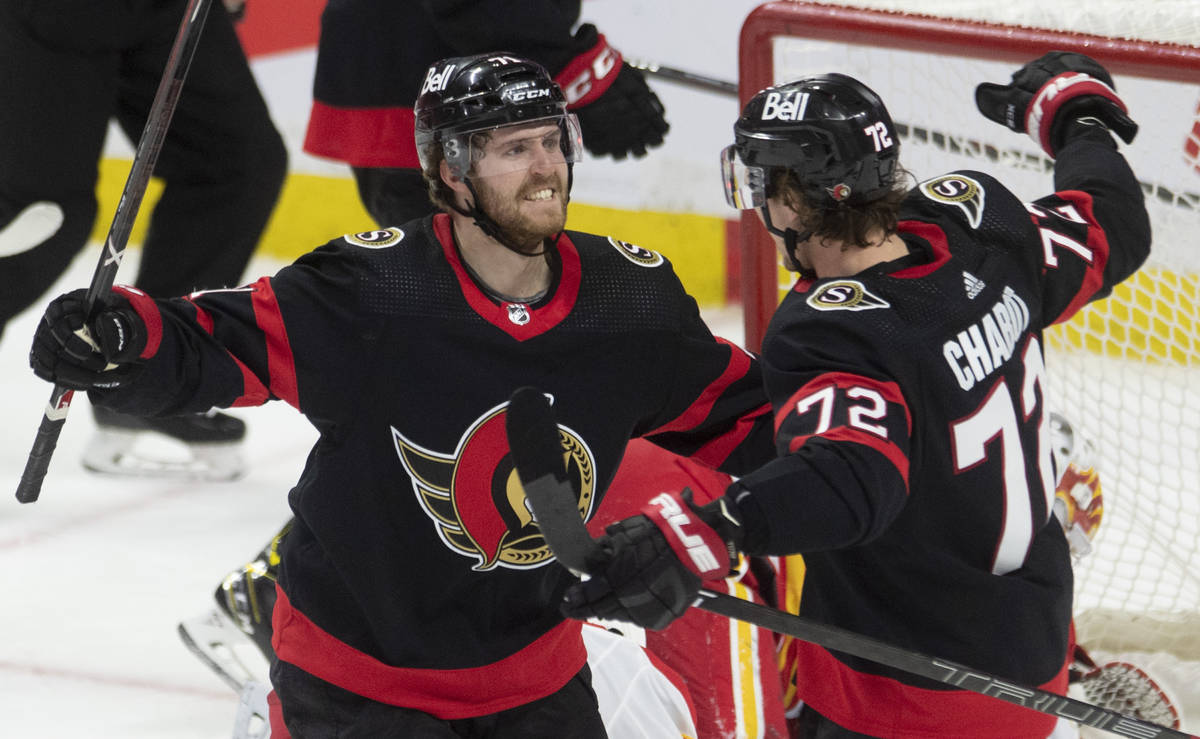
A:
[[305, 0, 587, 167], [731, 135, 1150, 738], [96, 213, 773, 718]]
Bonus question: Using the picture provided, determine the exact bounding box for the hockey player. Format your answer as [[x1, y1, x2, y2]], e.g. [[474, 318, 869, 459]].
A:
[[182, 0, 673, 699], [303, 0, 669, 228], [0, 0, 287, 479], [559, 53, 1151, 738], [30, 53, 773, 737]]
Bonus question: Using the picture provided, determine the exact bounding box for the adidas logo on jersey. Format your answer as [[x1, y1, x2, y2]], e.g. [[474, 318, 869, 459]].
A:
[[963, 271, 986, 299]]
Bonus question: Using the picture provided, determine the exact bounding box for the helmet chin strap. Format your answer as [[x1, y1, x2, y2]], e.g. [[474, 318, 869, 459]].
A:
[[758, 205, 813, 273], [452, 164, 575, 258]]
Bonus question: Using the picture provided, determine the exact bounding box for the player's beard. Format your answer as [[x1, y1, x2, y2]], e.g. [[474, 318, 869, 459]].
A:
[[474, 171, 568, 254]]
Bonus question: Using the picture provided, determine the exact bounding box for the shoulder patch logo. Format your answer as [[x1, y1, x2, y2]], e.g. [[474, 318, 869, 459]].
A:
[[919, 174, 985, 229], [344, 228, 404, 249], [607, 237, 663, 267], [807, 280, 890, 312]]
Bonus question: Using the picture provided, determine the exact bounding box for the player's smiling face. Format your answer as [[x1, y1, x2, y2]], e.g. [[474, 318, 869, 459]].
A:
[[470, 122, 569, 249]]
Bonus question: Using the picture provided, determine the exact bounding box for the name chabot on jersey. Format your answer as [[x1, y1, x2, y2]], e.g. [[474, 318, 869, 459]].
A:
[[942, 286, 1031, 391]]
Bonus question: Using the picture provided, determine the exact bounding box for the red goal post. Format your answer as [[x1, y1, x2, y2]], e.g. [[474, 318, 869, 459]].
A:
[[736, 1, 1200, 726]]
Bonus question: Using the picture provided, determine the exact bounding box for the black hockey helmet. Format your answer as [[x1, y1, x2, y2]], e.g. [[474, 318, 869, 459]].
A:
[[721, 73, 899, 210], [415, 52, 584, 178]]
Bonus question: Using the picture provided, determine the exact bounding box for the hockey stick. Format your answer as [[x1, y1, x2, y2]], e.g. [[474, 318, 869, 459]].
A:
[[625, 59, 738, 96], [504, 387, 1198, 739], [15, 0, 215, 504]]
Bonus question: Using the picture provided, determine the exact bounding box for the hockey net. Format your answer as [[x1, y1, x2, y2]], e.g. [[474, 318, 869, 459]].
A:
[[738, 1, 1200, 729]]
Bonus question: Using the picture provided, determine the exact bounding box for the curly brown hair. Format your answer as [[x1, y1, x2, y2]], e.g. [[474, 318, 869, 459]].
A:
[[769, 166, 913, 248]]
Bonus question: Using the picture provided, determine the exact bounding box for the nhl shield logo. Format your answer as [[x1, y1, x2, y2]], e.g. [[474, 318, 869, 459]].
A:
[[392, 401, 595, 571], [807, 280, 890, 312], [506, 303, 531, 325]]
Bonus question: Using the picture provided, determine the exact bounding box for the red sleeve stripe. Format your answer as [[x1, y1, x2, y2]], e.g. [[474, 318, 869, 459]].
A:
[[775, 372, 911, 435], [181, 295, 271, 408], [188, 301, 215, 335], [690, 401, 772, 469], [1045, 190, 1110, 325], [112, 286, 162, 359], [777, 372, 912, 485], [648, 338, 753, 436], [250, 278, 300, 409], [787, 426, 910, 488]]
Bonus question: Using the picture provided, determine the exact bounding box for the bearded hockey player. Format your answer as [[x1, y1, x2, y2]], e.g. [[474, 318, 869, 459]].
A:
[[30, 53, 773, 737], [560, 53, 1151, 738]]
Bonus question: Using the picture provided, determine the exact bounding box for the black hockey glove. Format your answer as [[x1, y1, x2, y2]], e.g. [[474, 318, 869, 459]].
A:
[[975, 50, 1137, 157], [561, 489, 743, 631], [554, 24, 669, 160], [30, 288, 147, 390]]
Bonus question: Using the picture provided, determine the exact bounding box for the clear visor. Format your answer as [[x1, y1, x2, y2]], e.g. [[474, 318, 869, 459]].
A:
[[444, 114, 583, 179], [721, 145, 768, 210]]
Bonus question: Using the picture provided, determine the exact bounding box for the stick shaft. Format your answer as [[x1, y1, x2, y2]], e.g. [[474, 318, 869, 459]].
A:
[[15, 0, 215, 504], [626, 59, 738, 96]]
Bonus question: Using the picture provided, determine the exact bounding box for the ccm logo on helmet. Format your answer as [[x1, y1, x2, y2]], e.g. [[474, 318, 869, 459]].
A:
[[761, 91, 810, 122], [506, 88, 552, 103]]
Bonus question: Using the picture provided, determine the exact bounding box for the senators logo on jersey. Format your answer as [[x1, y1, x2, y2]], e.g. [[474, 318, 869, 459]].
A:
[[607, 237, 663, 267], [392, 401, 595, 571], [806, 280, 890, 312], [919, 174, 985, 229]]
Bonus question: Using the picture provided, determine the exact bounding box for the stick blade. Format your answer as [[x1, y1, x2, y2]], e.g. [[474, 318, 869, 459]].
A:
[[505, 387, 597, 573]]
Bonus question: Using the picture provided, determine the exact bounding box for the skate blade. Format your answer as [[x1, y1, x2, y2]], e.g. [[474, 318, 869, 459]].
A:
[[232, 680, 271, 739], [178, 608, 269, 693], [82, 428, 246, 482]]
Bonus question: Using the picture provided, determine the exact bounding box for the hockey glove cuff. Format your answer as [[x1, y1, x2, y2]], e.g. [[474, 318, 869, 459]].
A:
[[30, 288, 147, 390], [556, 24, 668, 160], [560, 488, 742, 631], [975, 50, 1137, 157]]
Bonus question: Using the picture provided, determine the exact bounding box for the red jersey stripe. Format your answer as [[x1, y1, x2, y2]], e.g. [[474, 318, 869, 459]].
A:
[[650, 338, 753, 436], [271, 586, 588, 720], [249, 279, 300, 409]]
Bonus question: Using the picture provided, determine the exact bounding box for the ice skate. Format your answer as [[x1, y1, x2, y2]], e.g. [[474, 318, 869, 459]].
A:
[[179, 557, 278, 692], [83, 405, 247, 481], [178, 605, 270, 693]]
